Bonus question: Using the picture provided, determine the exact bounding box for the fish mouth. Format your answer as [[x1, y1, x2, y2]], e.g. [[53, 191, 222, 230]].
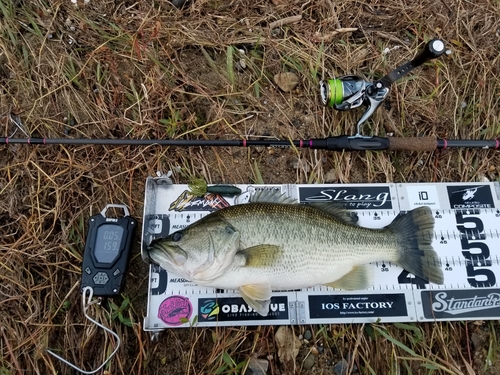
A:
[[147, 241, 174, 265], [146, 240, 159, 264], [147, 245, 206, 282], [148, 240, 189, 271], [146, 245, 163, 265]]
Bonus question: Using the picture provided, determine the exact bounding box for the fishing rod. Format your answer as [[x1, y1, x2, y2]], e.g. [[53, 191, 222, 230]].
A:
[[1, 135, 499, 151], [2, 39, 498, 152]]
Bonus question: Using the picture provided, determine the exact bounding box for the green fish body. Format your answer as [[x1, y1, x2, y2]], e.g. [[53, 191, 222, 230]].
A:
[[148, 189, 443, 316]]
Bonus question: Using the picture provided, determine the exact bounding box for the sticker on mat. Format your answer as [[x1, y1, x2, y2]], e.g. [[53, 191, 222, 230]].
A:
[[308, 293, 408, 319], [198, 296, 288, 322], [298, 186, 392, 209], [406, 185, 441, 209], [169, 190, 230, 212], [199, 299, 220, 321], [158, 296, 193, 326], [447, 185, 494, 209], [421, 290, 500, 319]]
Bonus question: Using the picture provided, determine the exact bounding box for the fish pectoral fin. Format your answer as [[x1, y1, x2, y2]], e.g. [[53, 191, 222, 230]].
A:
[[308, 203, 359, 225], [238, 245, 283, 267], [240, 283, 272, 300], [240, 284, 272, 316], [325, 265, 373, 290]]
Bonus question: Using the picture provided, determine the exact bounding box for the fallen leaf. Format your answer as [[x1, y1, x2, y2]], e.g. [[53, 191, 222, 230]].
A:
[[275, 326, 301, 364]]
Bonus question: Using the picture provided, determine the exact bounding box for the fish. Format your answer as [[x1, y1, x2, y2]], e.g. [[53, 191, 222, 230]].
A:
[[147, 188, 444, 316]]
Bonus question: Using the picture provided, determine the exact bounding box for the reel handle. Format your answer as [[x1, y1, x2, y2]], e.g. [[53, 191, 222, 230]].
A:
[[412, 39, 446, 65], [378, 39, 446, 87]]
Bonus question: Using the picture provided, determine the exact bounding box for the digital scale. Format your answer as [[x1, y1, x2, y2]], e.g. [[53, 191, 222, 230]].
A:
[[140, 176, 500, 330]]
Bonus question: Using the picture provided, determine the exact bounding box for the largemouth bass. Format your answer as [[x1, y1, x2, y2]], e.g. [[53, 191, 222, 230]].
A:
[[148, 189, 444, 316]]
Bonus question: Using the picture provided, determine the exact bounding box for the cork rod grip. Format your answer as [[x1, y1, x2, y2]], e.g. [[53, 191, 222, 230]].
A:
[[388, 137, 437, 151]]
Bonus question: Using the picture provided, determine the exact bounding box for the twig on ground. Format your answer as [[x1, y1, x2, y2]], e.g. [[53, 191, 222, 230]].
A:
[[269, 15, 302, 30], [2, 326, 23, 375], [311, 27, 358, 42]]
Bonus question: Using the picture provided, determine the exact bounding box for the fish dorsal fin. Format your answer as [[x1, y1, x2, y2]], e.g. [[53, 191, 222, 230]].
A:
[[250, 188, 297, 205], [237, 245, 283, 267], [240, 283, 272, 316], [325, 264, 373, 290], [249, 188, 358, 225], [308, 203, 359, 225]]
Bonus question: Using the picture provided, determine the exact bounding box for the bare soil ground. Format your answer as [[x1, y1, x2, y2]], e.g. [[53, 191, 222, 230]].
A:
[[0, 0, 499, 374]]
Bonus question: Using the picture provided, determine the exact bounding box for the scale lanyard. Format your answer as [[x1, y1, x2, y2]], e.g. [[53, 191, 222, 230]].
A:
[[46, 287, 121, 374]]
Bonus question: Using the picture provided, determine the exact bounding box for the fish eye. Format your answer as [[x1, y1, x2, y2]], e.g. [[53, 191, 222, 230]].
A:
[[172, 231, 183, 242]]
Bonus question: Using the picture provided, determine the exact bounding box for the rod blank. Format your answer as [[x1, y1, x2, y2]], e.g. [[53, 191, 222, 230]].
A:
[[1, 136, 499, 152]]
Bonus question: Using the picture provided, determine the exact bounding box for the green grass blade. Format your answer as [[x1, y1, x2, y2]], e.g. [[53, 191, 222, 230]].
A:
[[201, 47, 218, 72], [252, 160, 264, 184], [373, 326, 418, 357]]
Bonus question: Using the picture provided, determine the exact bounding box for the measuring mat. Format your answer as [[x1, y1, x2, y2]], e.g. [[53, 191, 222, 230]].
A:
[[141, 177, 500, 330]]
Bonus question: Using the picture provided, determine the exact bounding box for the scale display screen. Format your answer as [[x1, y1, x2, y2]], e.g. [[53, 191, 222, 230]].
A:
[[94, 224, 124, 263]]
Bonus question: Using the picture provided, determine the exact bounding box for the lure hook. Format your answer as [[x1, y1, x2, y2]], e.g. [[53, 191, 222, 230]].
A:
[[46, 286, 122, 374]]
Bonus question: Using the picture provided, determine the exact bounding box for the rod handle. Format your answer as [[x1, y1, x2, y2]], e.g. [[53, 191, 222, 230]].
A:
[[388, 137, 437, 151], [310, 136, 390, 151]]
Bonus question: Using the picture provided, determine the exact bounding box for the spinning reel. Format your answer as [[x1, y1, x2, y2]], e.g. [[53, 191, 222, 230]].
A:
[[320, 39, 446, 138]]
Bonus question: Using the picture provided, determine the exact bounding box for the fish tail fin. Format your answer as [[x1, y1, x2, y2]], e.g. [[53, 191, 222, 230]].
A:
[[387, 206, 444, 284]]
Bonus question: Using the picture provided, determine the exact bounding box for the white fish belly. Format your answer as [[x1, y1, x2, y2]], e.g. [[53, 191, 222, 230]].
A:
[[210, 235, 399, 291]]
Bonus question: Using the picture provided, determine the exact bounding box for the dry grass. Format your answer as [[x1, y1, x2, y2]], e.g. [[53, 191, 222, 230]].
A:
[[0, 0, 499, 374]]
